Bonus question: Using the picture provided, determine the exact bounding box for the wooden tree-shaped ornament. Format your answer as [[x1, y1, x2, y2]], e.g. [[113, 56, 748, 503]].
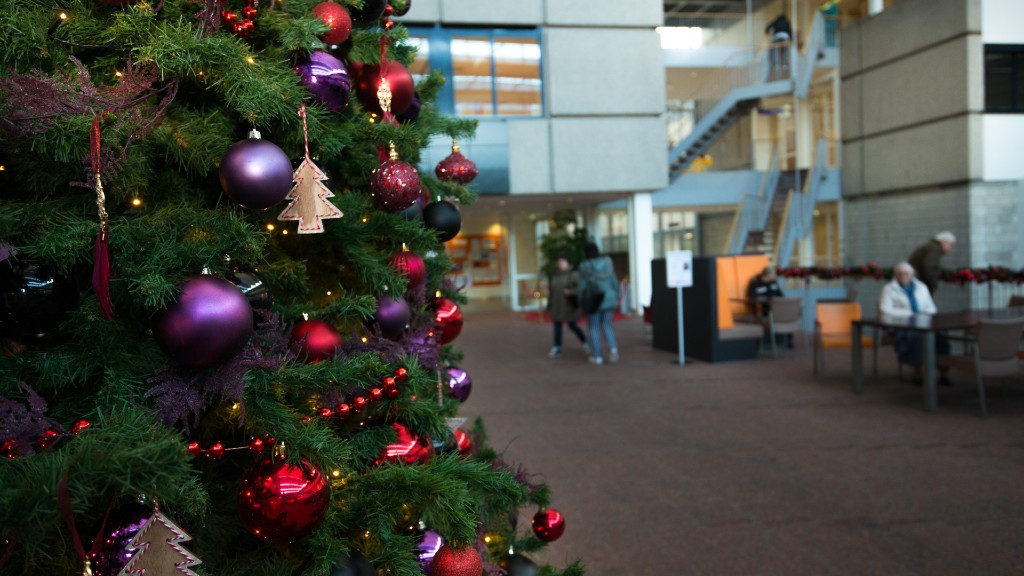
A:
[[116, 508, 202, 576], [278, 105, 343, 233]]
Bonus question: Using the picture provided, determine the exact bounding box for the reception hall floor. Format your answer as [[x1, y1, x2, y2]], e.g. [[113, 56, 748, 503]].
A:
[[457, 308, 1024, 576]]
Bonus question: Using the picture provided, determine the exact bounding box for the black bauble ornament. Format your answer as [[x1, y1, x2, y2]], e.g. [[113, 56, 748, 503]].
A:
[[329, 551, 375, 576], [422, 200, 461, 242], [0, 263, 78, 337], [349, 0, 386, 24], [501, 554, 539, 576], [226, 269, 273, 308]]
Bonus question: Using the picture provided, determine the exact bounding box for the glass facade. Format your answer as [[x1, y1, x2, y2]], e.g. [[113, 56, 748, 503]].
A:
[[407, 27, 543, 118]]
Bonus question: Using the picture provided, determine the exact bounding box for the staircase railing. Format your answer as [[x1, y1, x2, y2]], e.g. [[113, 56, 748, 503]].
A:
[[724, 145, 781, 254], [670, 43, 776, 148], [774, 137, 829, 268], [795, 11, 828, 100]]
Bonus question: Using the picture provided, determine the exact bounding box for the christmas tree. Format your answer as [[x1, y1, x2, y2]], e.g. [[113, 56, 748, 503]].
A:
[[0, 0, 580, 574]]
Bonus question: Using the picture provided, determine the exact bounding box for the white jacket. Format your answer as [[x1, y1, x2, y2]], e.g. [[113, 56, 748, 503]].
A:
[[878, 278, 937, 318]]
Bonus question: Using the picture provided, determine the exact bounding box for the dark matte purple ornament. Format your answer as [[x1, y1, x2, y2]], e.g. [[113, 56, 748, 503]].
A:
[[375, 295, 410, 340], [88, 501, 151, 576], [398, 192, 427, 221], [415, 529, 445, 572], [422, 200, 461, 242], [445, 366, 472, 402], [395, 94, 420, 123], [349, 0, 386, 24], [219, 134, 293, 210], [296, 50, 352, 113], [329, 551, 375, 576], [154, 276, 254, 368]]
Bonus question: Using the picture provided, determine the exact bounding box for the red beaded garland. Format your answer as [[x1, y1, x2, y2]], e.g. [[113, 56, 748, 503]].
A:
[[394, 367, 408, 382], [208, 441, 226, 460], [70, 418, 91, 435], [369, 387, 383, 402], [335, 403, 351, 419], [385, 386, 400, 399], [2, 439, 18, 458], [187, 441, 202, 456], [34, 429, 59, 451], [352, 396, 368, 411], [249, 437, 266, 454], [318, 407, 334, 420], [382, 376, 397, 390]]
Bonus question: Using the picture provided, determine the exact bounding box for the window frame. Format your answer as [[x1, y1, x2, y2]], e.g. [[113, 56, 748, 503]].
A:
[[405, 25, 545, 118], [984, 43, 1024, 114]]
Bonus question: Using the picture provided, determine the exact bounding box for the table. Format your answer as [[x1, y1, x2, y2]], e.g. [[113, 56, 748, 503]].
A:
[[852, 309, 1024, 412]]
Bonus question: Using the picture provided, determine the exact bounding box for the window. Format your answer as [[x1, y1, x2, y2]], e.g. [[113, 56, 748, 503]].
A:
[[407, 27, 543, 117], [985, 45, 1024, 113], [653, 210, 697, 258]]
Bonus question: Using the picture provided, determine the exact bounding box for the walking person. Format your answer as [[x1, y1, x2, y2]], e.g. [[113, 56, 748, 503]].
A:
[[546, 255, 588, 358], [579, 243, 620, 365], [908, 231, 956, 297], [765, 12, 792, 81]]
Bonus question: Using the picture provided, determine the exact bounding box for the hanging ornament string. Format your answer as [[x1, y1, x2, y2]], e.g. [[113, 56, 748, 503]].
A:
[[300, 104, 311, 160], [91, 113, 114, 321], [57, 473, 116, 576]]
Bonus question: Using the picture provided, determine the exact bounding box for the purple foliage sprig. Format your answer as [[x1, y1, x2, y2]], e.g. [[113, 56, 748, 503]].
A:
[[145, 311, 290, 430], [0, 383, 62, 456]]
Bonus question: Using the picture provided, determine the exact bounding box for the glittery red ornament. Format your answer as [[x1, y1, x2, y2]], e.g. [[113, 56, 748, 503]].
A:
[[377, 422, 434, 465], [238, 456, 330, 542], [435, 141, 478, 185], [453, 429, 472, 456], [312, 1, 352, 45], [429, 545, 482, 576], [531, 508, 565, 542], [389, 249, 426, 288], [370, 144, 421, 212], [433, 297, 464, 344], [355, 63, 414, 116], [291, 319, 343, 363]]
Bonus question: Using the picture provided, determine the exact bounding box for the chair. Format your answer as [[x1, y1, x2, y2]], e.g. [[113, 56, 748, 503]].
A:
[[766, 297, 802, 357], [938, 316, 1024, 416], [813, 302, 875, 378]]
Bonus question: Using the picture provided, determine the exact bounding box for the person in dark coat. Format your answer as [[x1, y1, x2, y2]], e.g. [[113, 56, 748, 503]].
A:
[[546, 255, 587, 358], [765, 13, 793, 80], [908, 231, 956, 296]]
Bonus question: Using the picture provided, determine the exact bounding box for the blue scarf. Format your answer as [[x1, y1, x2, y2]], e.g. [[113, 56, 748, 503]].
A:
[[900, 282, 919, 313]]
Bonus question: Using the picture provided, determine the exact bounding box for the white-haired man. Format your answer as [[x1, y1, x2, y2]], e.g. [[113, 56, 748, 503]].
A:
[[878, 261, 950, 385], [908, 231, 956, 295]]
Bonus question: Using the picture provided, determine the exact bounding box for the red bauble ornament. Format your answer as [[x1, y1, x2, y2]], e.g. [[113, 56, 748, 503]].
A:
[[429, 545, 482, 576], [291, 319, 343, 363], [389, 249, 426, 289], [377, 422, 434, 465], [433, 297, 464, 344], [238, 456, 330, 542], [370, 144, 421, 212], [312, 1, 352, 45], [356, 63, 414, 116], [435, 141, 478, 185], [531, 508, 565, 542], [453, 429, 472, 456]]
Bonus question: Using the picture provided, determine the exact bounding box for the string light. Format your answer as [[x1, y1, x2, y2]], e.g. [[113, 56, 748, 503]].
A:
[[266, 223, 275, 231], [59, 12, 67, 19], [131, 198, 141, 206], [231, 403, 240, 411], [361, 217, 368, 223], [246, 56, 255, 64], [483, 535, 491, 543], [0, 166, 5, 171], [114, 70, 123, 77], [360, 337, 368, 343], [326, 290, 332, 296], [331, 469, 341, 477], [282, 229, 288, 235]]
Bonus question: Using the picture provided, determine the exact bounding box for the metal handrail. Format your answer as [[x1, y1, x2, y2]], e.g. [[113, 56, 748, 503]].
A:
[[774, 137, 829, 267], [725, 144, 780, 254]]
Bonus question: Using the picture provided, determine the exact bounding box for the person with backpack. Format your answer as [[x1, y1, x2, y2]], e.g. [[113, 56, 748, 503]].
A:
[[578, 242, 620, 365]]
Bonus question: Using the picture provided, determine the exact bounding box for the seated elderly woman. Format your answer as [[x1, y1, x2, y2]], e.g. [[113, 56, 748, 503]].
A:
[[878, 261, 951, 385]]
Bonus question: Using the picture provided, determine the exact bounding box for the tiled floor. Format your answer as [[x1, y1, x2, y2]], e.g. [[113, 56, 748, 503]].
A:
[[457, 310, 1024, 576]]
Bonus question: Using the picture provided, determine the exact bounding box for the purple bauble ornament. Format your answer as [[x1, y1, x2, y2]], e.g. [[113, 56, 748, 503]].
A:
[[445, 366, 472, 402], [89, 501, 151, 576], [296, 50, 352, 112], [397, 192, 428, 221], [219, 131, 293, 209], [375, 295, 410, 340], [415, 529, 445, 572], [154, 276, 254, 368]]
